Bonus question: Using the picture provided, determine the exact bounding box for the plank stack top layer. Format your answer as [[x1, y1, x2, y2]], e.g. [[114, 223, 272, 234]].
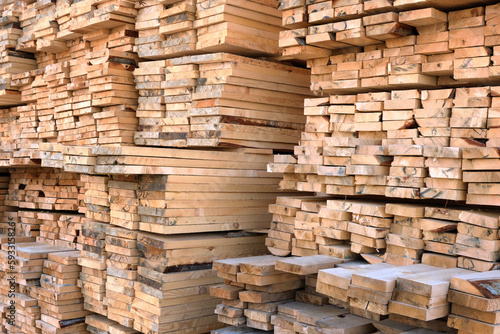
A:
[[133, 52, 311, 149]]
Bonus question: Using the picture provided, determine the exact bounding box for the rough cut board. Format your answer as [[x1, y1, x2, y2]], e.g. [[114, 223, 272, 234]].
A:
[[275, 255, 350, 275], [450, 271, 500, 298], [351, 264, 438, 292]]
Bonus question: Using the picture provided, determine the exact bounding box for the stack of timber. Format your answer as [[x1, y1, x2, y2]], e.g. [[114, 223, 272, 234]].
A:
[[37, 212, 83, 249], [341, 199, 392, 257], [421, 206, 460, 268], [78, 175, 110, 318], [0, 3, 36, 107], [55, 214, 84, 250], [17, 210, 41, 240], [5, 168, 81, 210], [91, 145, 292, 235], [78, 218, 108, 318], [194, 0, 281, 57], [463, 147, 500, 206], [4, 0, 500, 333], [317, 262, 394, 309], [0, 107, 19, 166], [384, 89, 424, 200], [36, 250, 89, 334], [448, 270, 500, 334], [215, 301, 375, 334], [454, 210, 500, 271], [272, 301, 374, 334], [420, 90, 464, 202], [348, 264, 437, 321], [134, 53, 310, 150], [211, 255, 300, 330], [384, 203, 425, 266], [388, 267, 471, 322], [134, 0, 166, 60], [135, 0, 283, 59], [268, 1, 500, 207], [105, 175, 139, 328], [10, 70, 41, 161], [11, 243, 73, 333], [266, 88, 500, 204], [37, 212, 62, 246], [316, 202, 358, 260], [104, 223, 138, 328], [158, 0, 197, 59], [352, 92, 391, 197], [275, 255, 351, 306], [3, 0, 141, 157], [131, 232, 268, 334], [82, 175, 110, 225], [133, 57, 195, 147], [290, 198, 327, 257], [266, 196, 323, 257]]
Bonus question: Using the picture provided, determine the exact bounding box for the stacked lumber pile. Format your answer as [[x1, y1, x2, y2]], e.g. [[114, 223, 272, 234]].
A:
[[37, 212, 62, 246], [265, 1, 500, 211], [266, 87, 500, 204], [55, 214, 84, 250], [92, 145, 288, 234], [78, 219, 108, 317], [266, 196, 324, 257], [82, 175, 110, 224], [216, 257, 485, 333], [12, 243, 73, 333], [0, 107, 19, 166], [267, 199, 500, 273], [211, 255, 301, 330], [133, 0, 165, 60], [194, 0, 282, 56], [316, 201, 358, 260], [136, 173, 275, 235], [454, 210, 500, 271], [317, 262, 394, 309], [134, 53, 310, 150], [131, 232, 268, 334], [135, 0, 283, 60], [105, 176, 139, 328], [388, 267, 471, 322], [0, 3, 36, 107], [17, 210, 41, 239], [346, 264, 436, 321], [275, 255, 351, 306], [339, 199, 392, 256], [156, 0, 196, 59], [36, 250, 89, 334], [420, 89, 465, 202], [448, 271, 500, 334], [277, 1, 500, 81], [104, 224, 138, 328], [271, 301, 374, 334], [77, 174, 111, 319], [0, 167, 10, 234], [289, 198, 327, 257], [3, 0, 500, 333], [5, 168, 81, 210], [1, 0, 141, 160]]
